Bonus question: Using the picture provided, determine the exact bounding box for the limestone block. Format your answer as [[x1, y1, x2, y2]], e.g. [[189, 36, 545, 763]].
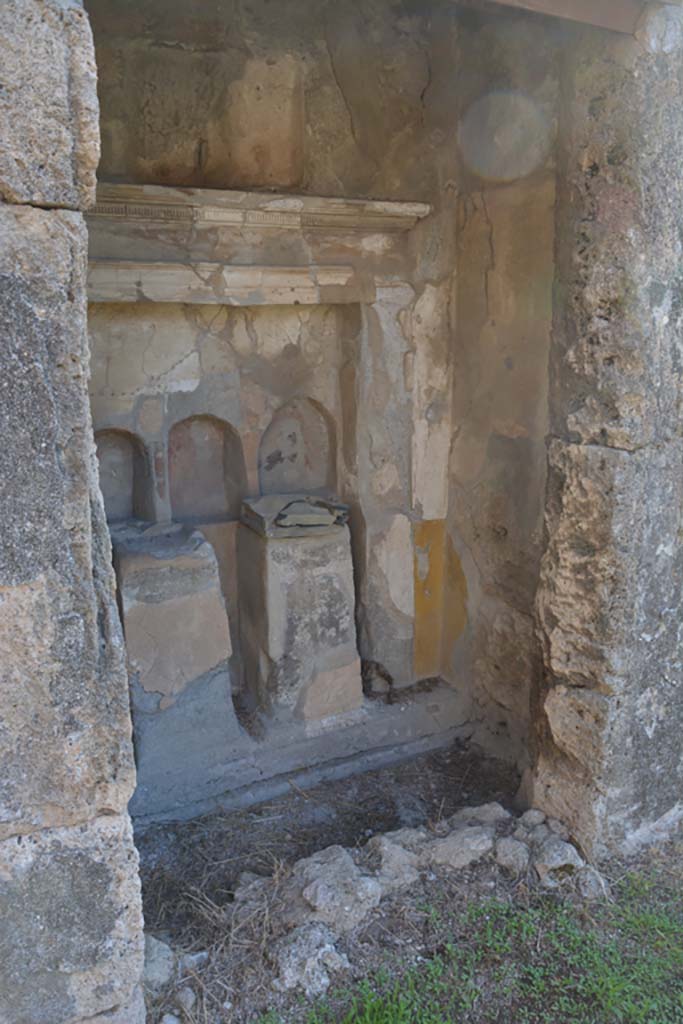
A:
[[0, 815, 144, 1024], [115, 523, 246, 818], [535, 438, 683, 854], [422, 825, 494, 870], [0, 203, 136, 838], [0, 0, 99, 208], [114, 524, 232, 702], [237, 521, 362, 721], [550, 28, 683, 450]]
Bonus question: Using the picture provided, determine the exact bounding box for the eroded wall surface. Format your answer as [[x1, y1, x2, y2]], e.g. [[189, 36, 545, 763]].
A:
[[533, 5, 683, 857], [443, 8, 561, 763], [88, 0, 442, 199], [0, 2, 145, 1021]]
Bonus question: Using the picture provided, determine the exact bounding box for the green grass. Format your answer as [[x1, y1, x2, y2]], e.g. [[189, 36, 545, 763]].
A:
[[257, 869, 683, 1024]]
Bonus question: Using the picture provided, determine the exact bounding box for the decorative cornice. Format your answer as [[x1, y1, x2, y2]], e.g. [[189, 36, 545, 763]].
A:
[[89, 183, 431, 234], [87, 261, 374, 306]]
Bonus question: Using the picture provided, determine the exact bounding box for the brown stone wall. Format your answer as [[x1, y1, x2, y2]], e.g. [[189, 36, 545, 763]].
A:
[[532, 5, 683, 856], [0, 2, 144, 1021], [87, 0, 440, 200]]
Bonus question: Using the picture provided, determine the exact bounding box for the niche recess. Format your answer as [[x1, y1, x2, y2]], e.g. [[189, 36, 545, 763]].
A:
[[95, 428, 153, 523], [258, 398, 335, 496], [169, 415, 247, 523], [85, 183, 471, 825]]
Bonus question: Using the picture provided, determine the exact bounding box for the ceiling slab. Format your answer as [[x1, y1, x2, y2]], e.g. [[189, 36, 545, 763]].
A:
[[475, 0, 646, 33]]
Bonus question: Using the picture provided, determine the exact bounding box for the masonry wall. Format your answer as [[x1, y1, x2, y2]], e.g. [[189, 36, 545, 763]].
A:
[[86, 0, 564, 770], [532, 4, 683, 858], [0, 2, 145, 1022]]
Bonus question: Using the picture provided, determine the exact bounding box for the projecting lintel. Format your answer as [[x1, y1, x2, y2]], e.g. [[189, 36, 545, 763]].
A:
[[461, 0, 647, 34]]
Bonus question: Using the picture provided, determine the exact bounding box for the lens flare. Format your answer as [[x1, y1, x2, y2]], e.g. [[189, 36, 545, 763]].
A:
[[458, 91, 552, 182]]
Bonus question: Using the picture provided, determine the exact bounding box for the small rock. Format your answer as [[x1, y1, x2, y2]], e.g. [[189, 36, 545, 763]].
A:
[[576, 865, 610, 901], [495, 837, 530, 875], [271, 923, 350, 997], [534, 838, 584, 888], [512, 825, 530, 842], [176, 986, 196, 1013], [179, 949, 209, 973], [367, 834, 420, 892], [233, 870, 266, 901], [520, 808, 546, 828], [383, 826, 429, 852], [161, 1015, 181, 1024], [393, 791, 428, 828], [530, 823, 552, 845], [143, 934, 176, 992], [289, 845, 383, 932], [424, 826, 494, 870], [547, 818, 570, 840], [449, 802, 511, 827]]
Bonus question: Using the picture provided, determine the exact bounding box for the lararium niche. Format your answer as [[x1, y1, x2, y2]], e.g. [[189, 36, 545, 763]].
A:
[[169, 414, 247, 523], [86, 183, 471, 825], [95, 428, 154, 523]]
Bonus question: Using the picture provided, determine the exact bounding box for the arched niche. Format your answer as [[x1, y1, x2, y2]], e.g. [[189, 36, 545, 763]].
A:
[[95, 429, 152, 523], [169, 415, 246, 523], [258, 398, 335, 496]]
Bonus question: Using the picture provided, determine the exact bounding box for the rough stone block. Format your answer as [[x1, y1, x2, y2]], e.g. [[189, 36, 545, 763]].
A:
[[0, 203, 136, 838], [535, 438, 683, 854], [114, 522, 246, 819], [550, 26, 683, 451], [0, 0, 99, 208], [237, 521, 362, 720], [114, 523, 232, 703], [0, 815, 143, 1024]]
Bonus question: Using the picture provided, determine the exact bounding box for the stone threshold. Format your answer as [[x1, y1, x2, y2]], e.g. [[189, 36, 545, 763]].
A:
[[131, 681, 473, 829]]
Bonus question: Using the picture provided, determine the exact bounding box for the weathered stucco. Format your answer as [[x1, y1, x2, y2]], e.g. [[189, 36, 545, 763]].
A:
[[445, 8, 561, 762]]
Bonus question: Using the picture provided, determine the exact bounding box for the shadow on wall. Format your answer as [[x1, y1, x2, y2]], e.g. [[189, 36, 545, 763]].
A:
[[169, 414, 247, 524], [95, 428, 154, 522]]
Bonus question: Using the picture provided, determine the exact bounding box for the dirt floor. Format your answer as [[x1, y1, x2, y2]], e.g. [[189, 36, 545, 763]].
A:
[[136, 745, 683, 1024], [137, 741, 518, 940]]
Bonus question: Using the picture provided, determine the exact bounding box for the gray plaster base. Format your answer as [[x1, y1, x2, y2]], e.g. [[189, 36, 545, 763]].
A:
[[131, 681, 474, 827]]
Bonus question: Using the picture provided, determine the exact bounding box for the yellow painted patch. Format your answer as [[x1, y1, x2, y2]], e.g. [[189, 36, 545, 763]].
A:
[[413, 520, 446, 679]]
